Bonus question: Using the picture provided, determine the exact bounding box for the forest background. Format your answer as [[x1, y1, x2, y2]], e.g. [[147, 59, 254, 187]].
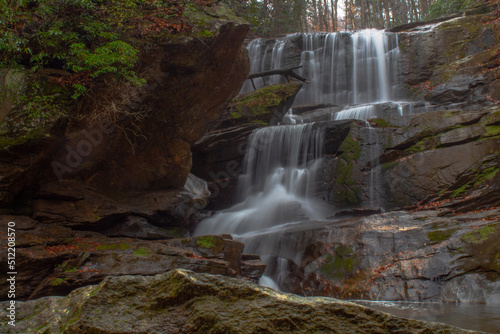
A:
[[225, 0, 477, 36]]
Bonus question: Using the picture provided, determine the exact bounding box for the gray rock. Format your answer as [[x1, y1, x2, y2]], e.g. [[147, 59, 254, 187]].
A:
[[0, 269, 477, 333]]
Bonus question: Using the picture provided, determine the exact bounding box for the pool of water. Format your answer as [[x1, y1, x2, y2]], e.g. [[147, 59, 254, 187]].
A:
[[354, 301, 500, 333]]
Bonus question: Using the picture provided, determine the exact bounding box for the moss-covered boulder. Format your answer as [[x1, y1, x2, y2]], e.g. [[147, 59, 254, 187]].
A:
[[0, 269, 477, 333], [225, 82, 302, 126]]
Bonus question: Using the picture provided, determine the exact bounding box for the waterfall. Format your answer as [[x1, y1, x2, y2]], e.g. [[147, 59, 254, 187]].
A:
[[195, 124, 326, 236], [196, 30, 407, 290], [241, 30, 400, 108]]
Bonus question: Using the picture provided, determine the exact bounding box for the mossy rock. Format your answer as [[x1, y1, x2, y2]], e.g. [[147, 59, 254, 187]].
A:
[[427, 228, 457, 243], [330, 128, 363, 206], [320, 245, 360, 279], [232, 82, 302, 119], [0, 128, 50, 150], [194, 235, 225, 253]]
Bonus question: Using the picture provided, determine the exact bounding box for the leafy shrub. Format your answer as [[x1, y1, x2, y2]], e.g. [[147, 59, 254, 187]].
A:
[[0, 0, 218, 117]]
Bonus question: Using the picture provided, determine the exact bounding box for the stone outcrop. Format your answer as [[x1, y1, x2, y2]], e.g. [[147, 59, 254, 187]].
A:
[[0, 5, 268, 305], [0, 5, 250, 214], [0, 218, 265, 300], [0, 269, 476, 333], [323, 106, 500, 210], [397, 5, 500, 107], [252, 207, 500, 304]]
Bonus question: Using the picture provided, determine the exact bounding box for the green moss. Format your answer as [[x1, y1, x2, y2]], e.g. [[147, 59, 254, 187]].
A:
[[231, 111, 242, 119], [475, 167, 498, 184], [332, 130, 363, 206], [427, 229, 457, 243], [96, 243, 129, 250], [196, 236, 217, 249], [49, 277, 66, 286], [339, 135, 361, 160], [64, 266, 78, 273], [485, 125, 500, 136], [0, 129, 47, 150], [133, 247, 151, 256], [405, 136, 439, 153], [336, 159, 354, 186], [452, 183, 469, 197], [461, 224, 498, 244], [234, 83, 301, 117], [320, 245, 359, 279], [371, 118, 391, 127], [89, 286, 100, 297]]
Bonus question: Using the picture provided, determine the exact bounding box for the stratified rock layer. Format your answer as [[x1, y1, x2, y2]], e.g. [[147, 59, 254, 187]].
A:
[[257, 207, 500, 304], [0, 269, 477, 333], [0, 219, 265, 300]]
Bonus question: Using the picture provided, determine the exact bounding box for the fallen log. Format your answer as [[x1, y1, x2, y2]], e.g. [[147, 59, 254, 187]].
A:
[[247, 66, 308, 90]]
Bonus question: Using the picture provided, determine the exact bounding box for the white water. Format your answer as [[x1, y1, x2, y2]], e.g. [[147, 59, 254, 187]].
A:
[[196, 30, 407, 289], [195, 124, 327, 237]]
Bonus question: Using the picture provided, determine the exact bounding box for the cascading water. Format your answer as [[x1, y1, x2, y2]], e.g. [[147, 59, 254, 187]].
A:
[[196, 30, 408, 289], [295, 30, 399, 107], [195, 123, 327, 236]]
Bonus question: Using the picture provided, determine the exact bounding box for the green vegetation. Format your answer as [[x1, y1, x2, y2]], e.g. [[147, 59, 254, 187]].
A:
[[333, 131, 362, 205], [96, 243, 130, 250], [50, 277, 66, 286], [426, 0, 475, 20], [461, 224, 498, 244], [133, 246, 151, 256], [320, 245, 359, 279], [485, 125, 500, 137], [451, 165, 499, 197], [0, 128, 47, 149], [196, 236, 217, 249], [427, 228, 457, 243], [0, 0, 218, 120], [233, 83, 301, 118], [64, 266, 78, 273], [370, 118, 391, 127]]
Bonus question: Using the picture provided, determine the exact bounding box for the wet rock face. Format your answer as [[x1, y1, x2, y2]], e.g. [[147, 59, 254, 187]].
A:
[[0, 219, 265, 300], [0, 269, 475, 334], [323, 107, 500, 210], [256, 208, 500, 304], [398, 8, 500, 106]]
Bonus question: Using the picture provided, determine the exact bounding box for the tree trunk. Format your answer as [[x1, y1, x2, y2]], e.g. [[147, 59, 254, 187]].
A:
[[384, 0, 391, 28]]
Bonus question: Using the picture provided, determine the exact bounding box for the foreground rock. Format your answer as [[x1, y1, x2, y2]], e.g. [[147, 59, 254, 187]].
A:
[[0, 269, 476, 333], [0, 220, 265, 300]]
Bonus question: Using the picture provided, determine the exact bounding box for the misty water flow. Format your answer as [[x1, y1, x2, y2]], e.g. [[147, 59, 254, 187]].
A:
[[193, 29, 499, 334], [196, 29, 403, 287]]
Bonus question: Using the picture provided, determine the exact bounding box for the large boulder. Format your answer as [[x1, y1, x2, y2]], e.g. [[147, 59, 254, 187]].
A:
[[0, 269, 476, 333]]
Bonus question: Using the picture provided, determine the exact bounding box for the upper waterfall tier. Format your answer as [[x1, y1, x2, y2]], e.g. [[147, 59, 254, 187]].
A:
[[241, 30, 401, 107]]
